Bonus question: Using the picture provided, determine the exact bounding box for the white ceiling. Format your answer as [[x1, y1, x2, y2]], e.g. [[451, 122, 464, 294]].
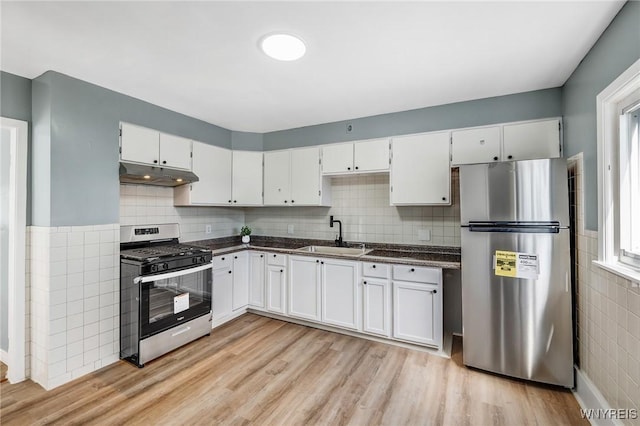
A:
[[0, 1, 625, 133]]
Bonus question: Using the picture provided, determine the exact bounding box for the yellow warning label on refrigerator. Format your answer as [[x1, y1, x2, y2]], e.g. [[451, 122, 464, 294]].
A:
[[495, 251, 517, 277], [495, 251, 539, 279]]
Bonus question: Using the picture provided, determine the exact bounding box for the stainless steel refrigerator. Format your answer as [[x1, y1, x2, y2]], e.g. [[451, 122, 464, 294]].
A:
[[459, 158, 573, 387]]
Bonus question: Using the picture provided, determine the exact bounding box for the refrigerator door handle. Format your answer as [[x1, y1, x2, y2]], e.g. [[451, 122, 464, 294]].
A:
[[468, 225, 560, 234]]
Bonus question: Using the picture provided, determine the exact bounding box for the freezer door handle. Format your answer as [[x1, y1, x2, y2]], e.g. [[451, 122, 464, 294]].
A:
[[467, 224, 560, 234]]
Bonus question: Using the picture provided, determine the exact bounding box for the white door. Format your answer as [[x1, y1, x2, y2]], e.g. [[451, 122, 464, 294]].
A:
[[290, 147, 320, 205], [391, 132, 451, 205], [159, 133, 192, 170], [212, 267, 233, 324], [354, 138, 390, 172], [120, 122, 159, 165], [263, 150, 291, 205], [322, 143, 353, 174], [207, 144, 232, 204], [248, 252, 266, 309], [266, 265, 286, 314], [232, 252, 249, 311], [362, 278, 391, 337], [187, 142, 231, 204], [288, 256, 321, 321], [232, 151, 263, 205], [321, 259, 359, 330], [0, 117, 27, 383], [503, 119, 561, 161], [392, 281, 440, 347], [451, 126, 501, 165]]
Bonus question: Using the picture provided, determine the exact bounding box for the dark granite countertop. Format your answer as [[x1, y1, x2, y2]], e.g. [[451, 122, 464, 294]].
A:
[[191, 236, 460, 269]]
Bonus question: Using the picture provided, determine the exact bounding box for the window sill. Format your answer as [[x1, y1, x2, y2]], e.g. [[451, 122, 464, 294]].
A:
[[593, 260, 640, 287]]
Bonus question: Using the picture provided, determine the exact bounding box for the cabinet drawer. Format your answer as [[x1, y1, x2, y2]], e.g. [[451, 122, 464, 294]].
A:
[[212, 254, 233, 270], [267, 253, 287, 266], [361, 262, 389, 279], [392, 265, 441, 283]]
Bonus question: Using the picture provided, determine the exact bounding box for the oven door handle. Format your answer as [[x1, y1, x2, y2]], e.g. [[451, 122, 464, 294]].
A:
[[134, 263, 213, 284]]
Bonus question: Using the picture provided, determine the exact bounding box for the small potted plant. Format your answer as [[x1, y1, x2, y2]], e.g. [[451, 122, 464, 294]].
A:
[[240, 225, 252, 244]]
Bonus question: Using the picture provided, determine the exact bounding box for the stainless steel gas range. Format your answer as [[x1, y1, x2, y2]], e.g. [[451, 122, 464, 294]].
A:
[[120, 224, 212, 367]]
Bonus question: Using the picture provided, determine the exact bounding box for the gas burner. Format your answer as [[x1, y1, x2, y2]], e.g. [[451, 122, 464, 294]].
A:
[[120, 243, 209, 262]]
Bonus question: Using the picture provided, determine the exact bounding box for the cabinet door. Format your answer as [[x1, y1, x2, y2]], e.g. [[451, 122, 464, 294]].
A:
[[232, 252, 249, 311], [159, 133, 192, 170], [187, 142, 232, 204], [290, 147, 321, 205], [288, 256, 321, 321], [451, 126, 501, 165], [390, 132, 451, 205], [322, 143, 353, 174], [263, 150, 291, 205], [321, 259, 359, 330], [232, 151, 263, 205], [212, 267, 233, 324], [503, 118, 561, 161], [392, 281, 441, 347], [249, 252, 266, 309], [266, 265, 286, 314], [354, 138, 390, 172], [362, 278, 391, 337], [120, 122, 160, 166]]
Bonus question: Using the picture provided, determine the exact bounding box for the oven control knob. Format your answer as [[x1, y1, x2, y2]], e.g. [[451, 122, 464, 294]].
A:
[[161, 263, 169, 271], [150, 264, 158, 272]]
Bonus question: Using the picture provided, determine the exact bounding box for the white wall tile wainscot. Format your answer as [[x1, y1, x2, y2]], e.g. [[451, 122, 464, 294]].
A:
[[245, 171, 461, 246], [119, 184, 244, 242], [29, 224, 120, 390]]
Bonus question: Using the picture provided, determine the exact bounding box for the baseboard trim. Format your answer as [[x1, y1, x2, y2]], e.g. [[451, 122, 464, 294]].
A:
[[573, 368, 622, 426]]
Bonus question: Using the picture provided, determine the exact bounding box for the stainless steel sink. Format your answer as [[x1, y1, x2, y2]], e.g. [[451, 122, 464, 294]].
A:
[[296, 245, 372, 256]]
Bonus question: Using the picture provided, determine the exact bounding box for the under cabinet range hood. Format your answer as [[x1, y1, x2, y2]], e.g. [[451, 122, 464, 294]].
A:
[[119, 162, 198, 187]]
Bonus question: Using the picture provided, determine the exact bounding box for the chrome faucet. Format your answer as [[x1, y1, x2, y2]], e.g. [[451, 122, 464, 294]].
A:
[[329, 216, 344, 247]]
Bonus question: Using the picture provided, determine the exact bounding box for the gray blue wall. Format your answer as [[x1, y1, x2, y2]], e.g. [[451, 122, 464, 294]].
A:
[[31, 71, 233, 226], [562, 1, 640, 231], [231, 131, 263, 151], [263, 88, 562, 150]]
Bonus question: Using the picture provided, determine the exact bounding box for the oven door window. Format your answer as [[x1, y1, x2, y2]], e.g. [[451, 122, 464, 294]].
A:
[[140, 267, 211, 337]]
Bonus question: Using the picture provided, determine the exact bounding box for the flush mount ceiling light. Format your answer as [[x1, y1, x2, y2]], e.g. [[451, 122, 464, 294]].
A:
[[260, 33, 306, 61]]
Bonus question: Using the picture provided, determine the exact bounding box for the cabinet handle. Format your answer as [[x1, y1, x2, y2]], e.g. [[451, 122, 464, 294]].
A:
[[234, 256, 238, 259], [347, 167, 351, 170], [280, 269, 283, 273], [363, 281, 367, 285], [233, 200, 237, 203], [221, 257, 225, 260], [493, 156, 498, 161], [284, 200, 288, 203], [273, 254, 277, 257], [228, 200, 232, 203], [410, 268, 415, 272], [291, 200, 295, 203], [316, 260, 319, 263], [260, 255, 264, 258], [432, 289, 438, 294], [153, 160, 158, 164], [228, 270, 232, 274], [355, 166, 359, 170], [162, 160, 167, 164], [321, 261, 324, 264], [508, 155, 513, 160], [442, 197, 446, 201], [372, 264, 376, 268]]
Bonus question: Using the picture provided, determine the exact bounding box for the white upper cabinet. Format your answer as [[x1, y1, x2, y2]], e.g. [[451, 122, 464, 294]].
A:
[[322, 138, 390, 175], [120, 122, 192, 170], [502, 118, 561, 161], [159, 133, 192, 170], [264, 147, 330, 206], [390, 132, 451, 205], [174, 141, 231, 206], [451, 126, 501, 165], [232, 151, 263, 205], [451, 118, 561, 165]]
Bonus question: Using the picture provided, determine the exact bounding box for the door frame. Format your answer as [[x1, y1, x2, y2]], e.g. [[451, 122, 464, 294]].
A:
[[1, 117, 28, 383]]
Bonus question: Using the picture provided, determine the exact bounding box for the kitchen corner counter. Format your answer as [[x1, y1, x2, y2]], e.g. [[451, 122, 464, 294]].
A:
[[191, 236, 461, 269]]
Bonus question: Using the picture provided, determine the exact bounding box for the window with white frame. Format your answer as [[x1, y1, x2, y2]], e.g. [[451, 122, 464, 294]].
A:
[[597, 58, 640, 283]]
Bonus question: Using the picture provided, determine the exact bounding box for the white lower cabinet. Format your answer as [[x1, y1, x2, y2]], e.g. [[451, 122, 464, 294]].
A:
[[361, 262, 391, 337], [288, 256, 321, 321], [321, 259, 359, 330], [266, 264, 287, 314], [248, 252, 266, 310], [212, 265, 233, 326], [232, 252, 249, 311], [392, 265, 442, 348]]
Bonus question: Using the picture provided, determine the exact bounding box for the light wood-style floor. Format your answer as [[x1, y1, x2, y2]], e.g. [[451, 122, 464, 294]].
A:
[[1, 314, 587, 425]]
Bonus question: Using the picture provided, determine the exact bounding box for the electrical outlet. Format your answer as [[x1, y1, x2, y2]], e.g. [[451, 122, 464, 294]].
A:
[[418, 229, 431, 241], [287, 224, 295, 234], [205, 225, 212, 234]]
